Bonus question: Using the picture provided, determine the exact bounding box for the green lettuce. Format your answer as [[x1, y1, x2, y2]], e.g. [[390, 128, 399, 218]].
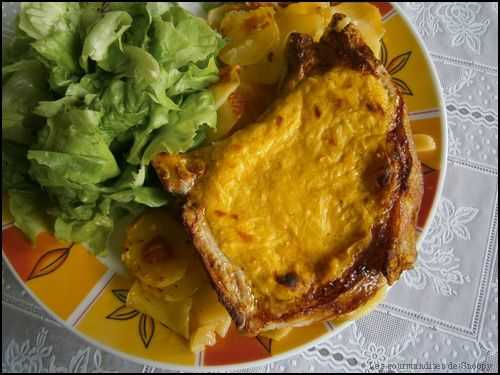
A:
[[2, 141, 32, 191], [2, 59, 49, 145], [151, 6, 224, 68], [2, 3, 223, 254], [127, 104, 171, 165], [28, 109, 119, 186], [167, 57, 219, 96], [142, 90, 217, 163], [108, 3, 153, 48], [91, 79, 150, 144], [19, 2, 81, 93], [18, 2, 80, 40], [54, 212, 114, 253], [80, 11, 132, 71], [9, 189, 52, 242]]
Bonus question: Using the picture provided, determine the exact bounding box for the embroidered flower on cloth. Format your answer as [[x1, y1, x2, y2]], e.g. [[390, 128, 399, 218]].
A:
[[437, 3, 490, 54], [363, 343, 388, 370], [405, 2, 491, 54], [435, 197, 479, 244]]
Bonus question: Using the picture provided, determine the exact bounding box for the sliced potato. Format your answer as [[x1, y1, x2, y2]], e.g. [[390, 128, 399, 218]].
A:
[[127, 281, 192, 339], [161, 257, 208, 301], [208, 4, 272, 30], [210, 79, 277, 140], [206, 65, 244, 141], [188, 284, 232, 352], [240, 3, 334, 85], [276, 2, 334, 45], [260, 327, 292, 341], [332, 3, 385, 58], [239, 47, 286, 85], [190, 324, 217, 353], [211, 65, 241, 110], [135, 260, 206, 302], [122, 209, 195, 289], [235, 81, 276, 127], [330, 284, 388, 326], [414, 133, 437, 152], [208, 3, 277, 30], [191, 284, 231, 337], [214, 313, 232, 338], [219, 7, 280, 66], [207, 4, 238, 30], [208, 91, 244, 142]]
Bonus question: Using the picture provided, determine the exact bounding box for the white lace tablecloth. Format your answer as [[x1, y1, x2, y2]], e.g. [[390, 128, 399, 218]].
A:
[[2, 2, 498, 373]]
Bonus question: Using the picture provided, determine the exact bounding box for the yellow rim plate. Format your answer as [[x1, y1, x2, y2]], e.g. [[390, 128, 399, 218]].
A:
[[2, 2, 447, 371]]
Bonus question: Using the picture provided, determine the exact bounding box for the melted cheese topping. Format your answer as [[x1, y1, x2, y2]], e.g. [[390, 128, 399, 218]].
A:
[[192, 67, 396, 301]]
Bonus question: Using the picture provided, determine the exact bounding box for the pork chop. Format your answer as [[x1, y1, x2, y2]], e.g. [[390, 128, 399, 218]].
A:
[[153, 13, 423, 335]]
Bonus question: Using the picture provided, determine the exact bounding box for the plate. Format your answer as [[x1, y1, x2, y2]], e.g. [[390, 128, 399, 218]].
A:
[[2, 2, 447, 371]]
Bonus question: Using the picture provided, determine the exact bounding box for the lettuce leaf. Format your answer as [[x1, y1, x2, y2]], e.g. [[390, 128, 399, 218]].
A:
[[19, 2, 80, 39], [142, 90, 217, 163], [28, 109, 119, 186], [148, 68, 182, 110], [2, 141, 33, 192], [127, 104, 171, 165], [109, 187, 168, 207], [18, 3, 81, 93], [150, 6, 224, 69], [32, 31, 80, 73], [108, 3, 153, 48], [9, 189, 52, 241], [122, 46, 161, 82], [33, 97, 79, 118], [91, 79, 150, 144], [80, 11, 132, 71], [54, 212, 114, 253], [167, 57, 219, 96], [2, 59, 49, 145]]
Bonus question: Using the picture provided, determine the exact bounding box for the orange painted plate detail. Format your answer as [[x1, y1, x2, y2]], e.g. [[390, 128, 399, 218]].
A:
[[3, 228, 107, 319], [76, 275, 196, 366], [203, 324, 271, 366]]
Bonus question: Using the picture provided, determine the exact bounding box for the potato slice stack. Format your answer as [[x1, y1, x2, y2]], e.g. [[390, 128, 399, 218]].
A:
[[207, 2, 386, 141], [122, 209, 231, 352]]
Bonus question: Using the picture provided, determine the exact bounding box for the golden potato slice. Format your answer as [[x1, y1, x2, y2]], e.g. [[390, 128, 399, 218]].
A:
[[330, 284, 388, 326], [260, 327, 292, 341], [239, 48, 286, 85], [191, 284, 231, 338], [122, 209, 195, 289], [207, 93, 242, 142], [276, 2, 334, 45], [211, 65, 241, 110], [133, 260, 206, 302], [414, 134, 437, 152], [127, 281, 192, 339], [239, 3, 333, 85], [206, 65, 244, 142], [212, 80, 277, 136], [161, 257, 208, 301], [190, 324, 217, 353], [188, 283, 232, 352], [208, 4, 277, 30], [219, 7, 280, 66], [207, 4, 237, 30], [332, 3, 385, 58], [235, 81, 276, 128]]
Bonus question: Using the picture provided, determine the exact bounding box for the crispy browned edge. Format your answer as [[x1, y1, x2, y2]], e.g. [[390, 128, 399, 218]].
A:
[[156, 14, 424, 335]]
